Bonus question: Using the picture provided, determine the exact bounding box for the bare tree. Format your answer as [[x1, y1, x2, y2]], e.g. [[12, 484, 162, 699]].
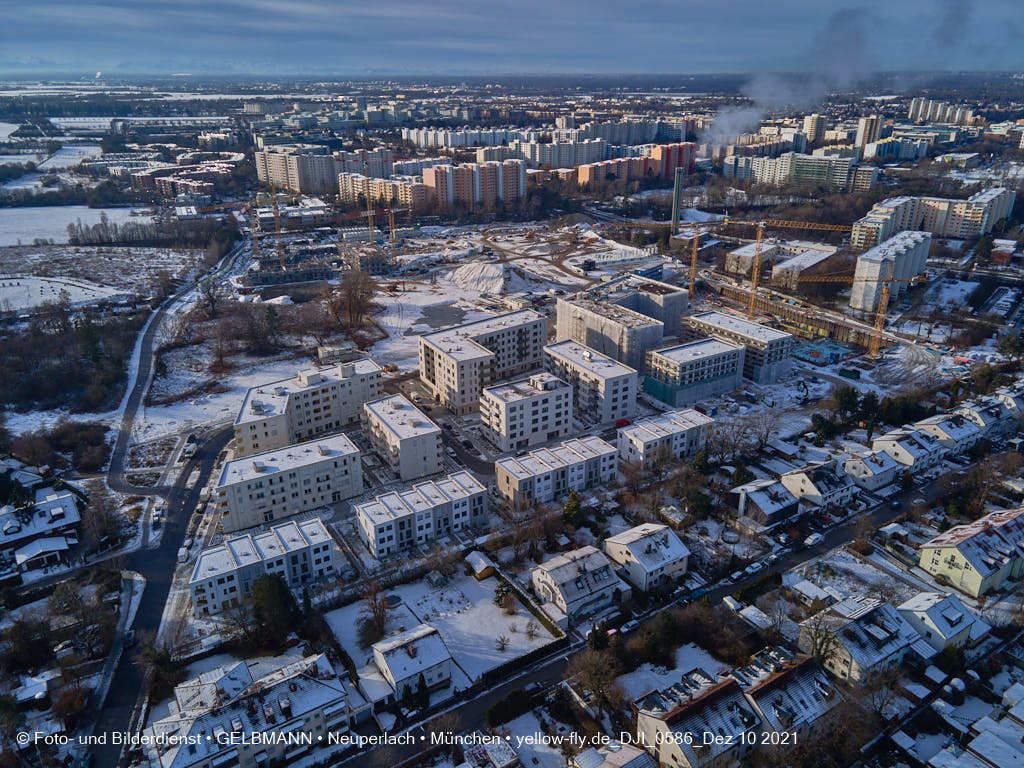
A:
[[566, 649, 623, 718], [199, 277, 222, 319], [359, 580, 390, 645], [747, 410, 780, 452], [801, 611, 839, 667]]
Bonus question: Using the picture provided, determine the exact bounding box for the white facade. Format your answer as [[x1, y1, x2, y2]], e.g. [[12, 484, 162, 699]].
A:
[[915, 413, 984, 455], [780, 460, 858, 510], [479, 372, 573, 452], [362, 394, 443, 481], [871, 427, 947, 471], [189, 518, 336, 617], [684, 311, 794, 384], [603, 524, 689, 592], [644, 339, 744, 407], [843, 450, 903, 491], [897, 592, 988, 652], [372, 624, 453, 698], [216, 435, 362, 533], [617, 409, 713, 467], [531, 546, 630, 624], [234, 361, 383, 458], [418, 310, 548, 415], [849, 230, 932, 312], [495, 436, 617, 507], [544, 340, 638, 425], [355, 471, 487, 558]]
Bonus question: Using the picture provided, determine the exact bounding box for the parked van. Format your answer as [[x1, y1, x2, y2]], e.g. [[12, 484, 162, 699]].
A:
[[723, 596, 743, 612], [177, 547, 189, 563]]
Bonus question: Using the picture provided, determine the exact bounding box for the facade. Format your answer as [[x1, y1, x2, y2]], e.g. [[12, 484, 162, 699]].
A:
[[544, 340, 639, 425], [603, 524, 689, 592], [803, 113, 826, 142], [216, 435, 362, 533], [643, 339, 744, 407], [255, 144, 394, 193], [479, 372, 573, 453], [362, 394, 443, 481], [798, 595, 932, 682], [917, 507, 1024, 597], [372, 624, 453, 698], [897, 592, 989, 652], [728, 478, 800, 530], [189, 518, 335, 617], [914, 413, 985, 455], [849, 230, 932, 312], [617, 409, 713, 467], [723, 152, 864, 191], [494, 436, 618, 507], [354, 472, 487, 558], [531, 546, 630, 624], [556, 298, 664, 371], [684, 311, 794, 384], [854, 115, 881, 148], [233, 361, 383, 458], [843, 450, 903, 491], [0, 491, 80, 566], [871, 427, 947, 471], [779, 460, 857, 510], [418, 310, 548, 415], [850, 188, 1016, 249]]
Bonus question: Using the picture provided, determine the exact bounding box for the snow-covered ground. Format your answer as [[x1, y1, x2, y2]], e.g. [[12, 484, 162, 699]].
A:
[[0, 244, 195, 292], [0, 206, 153, 246], [616, 643, 730, 701], [498, 712, 565, 768], [0, 275, 123, 311], [0, 121, 20, 139], [36, 144, 101, 170], [324, 572, 557, 683]]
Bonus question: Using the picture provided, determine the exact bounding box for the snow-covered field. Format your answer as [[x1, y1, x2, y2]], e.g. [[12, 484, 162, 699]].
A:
[[0, 206, 153, 246], [324, 572, 556, 683], [0, 244, 195, 292], [617, 642, 730, 701], [0, 275, 123, 311], [37, 144, 101, 170]]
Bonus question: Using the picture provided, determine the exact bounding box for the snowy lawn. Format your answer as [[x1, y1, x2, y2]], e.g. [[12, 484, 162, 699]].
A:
[[616, 642, 730, 701]]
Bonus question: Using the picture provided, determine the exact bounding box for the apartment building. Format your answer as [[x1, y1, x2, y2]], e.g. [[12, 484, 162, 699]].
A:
[[907, 98, 975, 125], [494, 435, 617, 507], [189, 518, 336, 617], [854, 114, 881, 148], [216, 435, 362, 533], [479, 372, 573, 452], [531, 546, 630, 625], [684, 311, 793, 384], [233, 361, 383, 458], [555, 298, 664, 371], [337, 172, 429, 210], [871, 426, 947, 471], [362, 394, 443, 480], [617, 409, 713, 467], [543, 340, 638, 425], [422, 159, 526, 208], [603, 523, 689, 592], [355, 471, 487, 558], [917, 507, 1024, 597], [848, 230, 932, 312], [643, 339, 745, 407], [850, 188, 1016, 248], [418, 310, 548, 415], [144, 654, 359, 768], [724, 152, 865, 191], [803, 113, 826, 142], [255, 144, 394, 193]]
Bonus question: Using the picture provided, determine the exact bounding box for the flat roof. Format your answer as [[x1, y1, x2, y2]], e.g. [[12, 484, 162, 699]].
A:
[[419, 310, 545, 361], [688, 311, 791, 343], [483, 372, 568, 404], [364, 394, 441, 440], [561, 298, 662, 329], [190, 518, 332, 584], [544, 340, 638, 379], [218, 434, 358, 487], [235, 359, 382, 426], [355, 471, 485, 526], [620, 409, 714, 443], [496, 435, 616, 480], [651, 337, 742, 364]]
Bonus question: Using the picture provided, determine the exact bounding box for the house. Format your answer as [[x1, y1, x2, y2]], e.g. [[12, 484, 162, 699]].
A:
[[955, 397, 1016, 441], [727, 478, 799, 529], [570, 742, 655, 768], [897, 592, 991, 652], [872, 427, 946, 472], [917, 507, 1024, 597], [603, 524, 689, 592], [143, 654, 361, 768], [915, 413, 984, 456], [464, 551, 495, 580], [371, 624, 453, 700], [635, 670, 761, 768], [843, 450, 903, 492], [779, 460, 857, 511], [798, 595, 934, 682], [0, 491, 80, 570], [736, 649, 840, 741], [531, 546, 630, 626]]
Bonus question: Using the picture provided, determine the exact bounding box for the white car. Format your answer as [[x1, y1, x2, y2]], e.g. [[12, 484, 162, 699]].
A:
[[804, 533, 824, 547], [745, 561, 764, 575]]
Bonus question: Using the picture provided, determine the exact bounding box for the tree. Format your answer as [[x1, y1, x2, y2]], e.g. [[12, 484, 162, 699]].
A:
[[0, 695, 24, 747], [501, 593, 517, 616], [525, 620, 538, 639], [133, 632, 183, 700], [251, 573, 298, 648], [563, 491, 584, 527], [833, 385, 860, 423], [199, 277, 222, 319], [82, 479, 122, 549], [358, 580, 390, 647], [998, 333, 1024, 363], [802, 611, 838, 666], [51, 687, 89, 728], [566, 649, 622, 718], [495, 635, 510, 652], [416, 672, 430, 709]]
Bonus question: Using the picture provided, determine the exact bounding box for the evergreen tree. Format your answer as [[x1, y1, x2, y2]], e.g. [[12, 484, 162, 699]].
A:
[[416, 672, 430, 709]]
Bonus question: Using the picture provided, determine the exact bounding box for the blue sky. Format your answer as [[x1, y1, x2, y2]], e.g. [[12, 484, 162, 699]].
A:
[[1, 0, 1021, 75]]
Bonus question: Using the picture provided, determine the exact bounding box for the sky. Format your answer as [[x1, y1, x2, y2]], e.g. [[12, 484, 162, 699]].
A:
[[0, 0, 1022, 76]]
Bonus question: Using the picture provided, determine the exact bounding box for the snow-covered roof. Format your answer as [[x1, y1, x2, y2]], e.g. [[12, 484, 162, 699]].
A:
[[355, 471, 484, 527], [533, 546, 621, 605], [919, 507, 1024, 578], [14, 536, 69, 565], [573, 742, 655, 768], [604, 524, 690, 574], [688, 310, 792, 343], [363, 394, 441, 441], [732, 478, 798, 517], [190, 518, 332, 585], [496, 436, 616, 481], [218, 433, 359, 486], [483, 372, 569, 405], [844, 450, 901, 477], [544, 340, 638, 380], [0, 491, 80, 549], [372, 624, 452, 684], [651, 337, 742, 365], [739, 654, 839, 732], [618, 409, 713, 446], [966, 730, 1024, 768], [915, 413, 982, 443], [874, 427, 944, 458], [420, 309, 545, 360], [804, 595, 930, 669], [782, 460, 855, 496], [897, 592, 987, 645]]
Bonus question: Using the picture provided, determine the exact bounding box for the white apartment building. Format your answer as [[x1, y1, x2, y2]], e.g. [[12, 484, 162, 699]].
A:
[[362, 394, 443, 480], [372, 625, 453, 699], [216, 435, 362, 533], [872, 427, 947, 471], [684, 311, 793, 384], [233, 361, 383, 458], [479, 372, 573, 452], [543, 340, 638, 424], [418, 310, 548, 415], [189, 518, 336, 617], [617, 409, 713, 467], [494, 436, 617, 507], [355, 471, 487, 558], [848, 230, 932, 312], [643, 339, 744, 407], [603, 523, 689, 592]]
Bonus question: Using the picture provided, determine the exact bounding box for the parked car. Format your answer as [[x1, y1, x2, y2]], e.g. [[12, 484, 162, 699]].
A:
[[745, 561, 764, 575], [182, 442, 197, 458], [461, 439, 473, 450], [804, 533, 824, 547], [723, 596, 743, 612], [729, 571, 744, 583], [620, 620, 640, 633]]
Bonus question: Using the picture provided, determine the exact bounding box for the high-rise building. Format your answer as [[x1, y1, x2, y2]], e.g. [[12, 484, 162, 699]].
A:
[[803, 113, 826, 142], [543, 340, 639, 425], [479, 373, 574, 453], [849, 230, 932, 312], [854, 115, 881, 148]]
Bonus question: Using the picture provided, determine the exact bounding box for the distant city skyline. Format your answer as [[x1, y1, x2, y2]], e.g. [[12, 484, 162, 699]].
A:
[[1, 0, 1022, 76]]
